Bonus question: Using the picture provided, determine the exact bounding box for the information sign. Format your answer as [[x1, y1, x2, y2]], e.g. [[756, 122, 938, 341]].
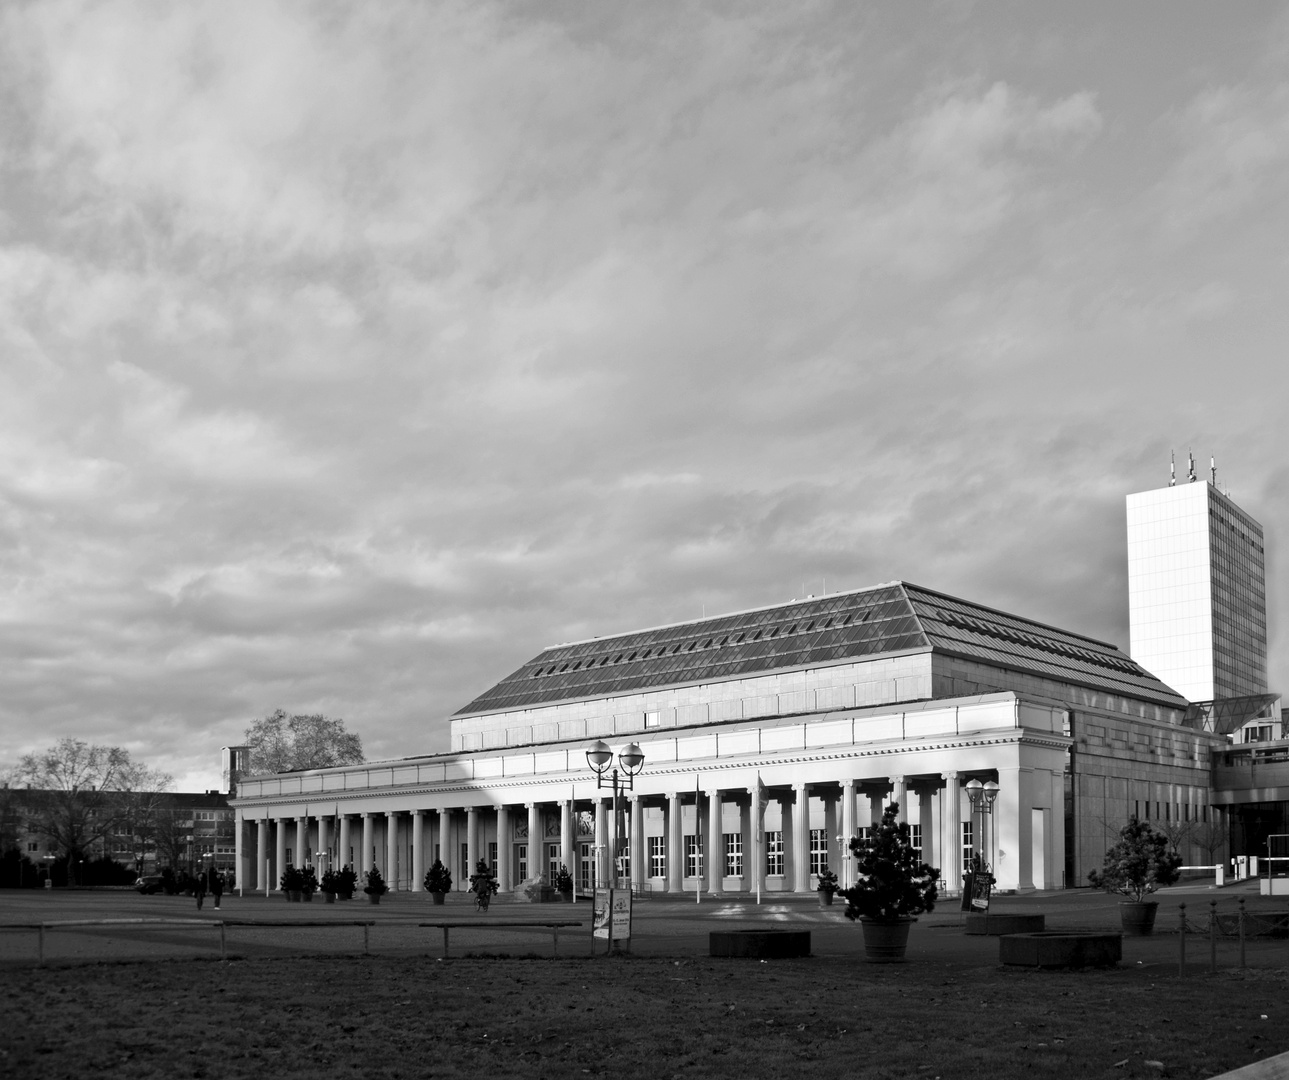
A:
[[969, 873, 992, 912], [592, 887, 632, 944]]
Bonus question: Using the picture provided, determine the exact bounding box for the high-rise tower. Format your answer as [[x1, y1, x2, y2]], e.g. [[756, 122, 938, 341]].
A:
[[1126, 455, 1268, 706]]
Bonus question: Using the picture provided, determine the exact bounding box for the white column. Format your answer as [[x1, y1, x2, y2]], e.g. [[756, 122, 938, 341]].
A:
[[274, 819, 287, 889], [942, 772, 961, 895], [840, 781, 856, 888], [997, 765, 1029, 892], [255, 819, 268, 891], [890, 775, 907, 823], [361, 813, 374, 874], [386, 812, 399, 889], [630, 796, 644, 889], [317, 815, 331, 876], [339, 815, 351, 871], [595, 798, 609, 885], [929, 784, 943, 884], [560, 799, 574, 876], [496, 806, 511, 892], [526, 803, 541, 883], [234, 809, 245, 895], [666, 792, 682, 894], [411, 810, 424, 892], [466, 806, 479, 881], [746, 786, 765, 896], [793, 783, 810, 893], [707, 788, 722, 895], [296, 816, 308, 869]]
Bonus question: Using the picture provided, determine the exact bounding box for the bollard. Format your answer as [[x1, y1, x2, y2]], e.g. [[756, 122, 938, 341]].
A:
[[1210, 900, 1218, 974], [1178, 903, 1186, 976], [1238, 898, 1246, 970], [38, 924, 45, 965], [363, 924, 370, 954]]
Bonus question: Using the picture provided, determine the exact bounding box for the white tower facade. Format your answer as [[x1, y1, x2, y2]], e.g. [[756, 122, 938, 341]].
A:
[[1126, 477, 1267, 703]]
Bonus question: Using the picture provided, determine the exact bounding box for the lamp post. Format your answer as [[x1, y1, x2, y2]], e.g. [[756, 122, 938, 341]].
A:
[[964, 778, 999, 875], [584, 740, 645, 889]]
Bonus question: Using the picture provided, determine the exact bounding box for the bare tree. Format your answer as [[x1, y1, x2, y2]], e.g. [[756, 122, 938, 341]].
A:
[[244, 710, 363, 774], [1157, 818, 1194, 859], [16, 740, 170, 885]]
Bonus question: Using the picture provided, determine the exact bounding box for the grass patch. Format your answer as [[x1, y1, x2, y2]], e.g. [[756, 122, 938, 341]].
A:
[[1, 954, 1286, 1078]]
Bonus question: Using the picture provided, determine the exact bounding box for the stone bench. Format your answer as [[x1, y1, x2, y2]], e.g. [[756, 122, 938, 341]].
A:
[[710, 929, 811, 959], [999, 932, 1121, 969], [965, 913, 1045, 936]]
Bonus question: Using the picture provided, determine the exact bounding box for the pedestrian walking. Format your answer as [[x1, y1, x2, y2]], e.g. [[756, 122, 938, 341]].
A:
[[194, 870, 207, 911], [209, 867, 224, 910]]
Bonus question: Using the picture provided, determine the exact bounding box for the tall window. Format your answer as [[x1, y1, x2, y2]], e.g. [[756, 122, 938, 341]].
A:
[[765, 831, 784, 876], [649, 836, 666, 878], [685, 834, 703, 877], [910, 824, 922, 856], [547, 843, 561, 881], [961, 821, 974, 875], [488, 841, 498, 874], [461, 842, 470, 880], [810, 829, 829, 876], [516, 843, 527, 880], [724, 833, 743, 877]]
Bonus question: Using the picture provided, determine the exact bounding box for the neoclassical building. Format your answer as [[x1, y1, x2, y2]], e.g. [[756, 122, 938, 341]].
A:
[[231, 581, 1232, 896]]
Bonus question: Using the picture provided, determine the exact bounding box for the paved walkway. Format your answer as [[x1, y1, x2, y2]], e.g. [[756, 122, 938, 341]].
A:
[[1, 879, 1283, 970]]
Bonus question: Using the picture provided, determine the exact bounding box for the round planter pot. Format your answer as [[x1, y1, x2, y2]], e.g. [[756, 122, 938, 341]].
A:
[[860, 916, 915, 963], [323, 892, 335, 904], [819, 890, 835, 908], [1119, 901, 1159, 936], [302, 892, 313, 903], [431, 892, 446, 905], [367, 892, 381, 905], [289, 890, 302, 903]]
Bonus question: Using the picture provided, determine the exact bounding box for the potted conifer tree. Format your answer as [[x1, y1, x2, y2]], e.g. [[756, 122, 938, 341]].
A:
[[1087, 818, 1182, 935], [280, 864, 304, 902], [552, 863, 574, 901], [424, 859, 452, 904], [320, 868, 340, 904], [841, 802, 939, 962], [363, 865, 389, 905], [816, 867, 840, 907]]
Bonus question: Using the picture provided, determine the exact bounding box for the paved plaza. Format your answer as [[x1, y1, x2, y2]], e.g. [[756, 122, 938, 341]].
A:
[[1, 879, 1283, 973]]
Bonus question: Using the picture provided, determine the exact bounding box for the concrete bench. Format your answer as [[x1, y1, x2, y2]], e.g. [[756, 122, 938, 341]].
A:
[[419, 921, 584, 958], [965, 913, 1045, 935], [999, 932, 1121, 969]]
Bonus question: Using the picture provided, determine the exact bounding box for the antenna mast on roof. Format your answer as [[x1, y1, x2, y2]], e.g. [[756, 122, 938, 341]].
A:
[[1169, 450, 1176, 487], [1187, 449, 1197, 483], [1211, 456, 1217, 485]]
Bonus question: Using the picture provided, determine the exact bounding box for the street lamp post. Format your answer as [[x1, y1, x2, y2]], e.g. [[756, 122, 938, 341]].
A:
[[964, 778, 1000, 877], [585, 740, 645, 888]]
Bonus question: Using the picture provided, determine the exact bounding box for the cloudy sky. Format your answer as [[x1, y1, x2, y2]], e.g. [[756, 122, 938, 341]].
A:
[[2, 2, 1287, 791]]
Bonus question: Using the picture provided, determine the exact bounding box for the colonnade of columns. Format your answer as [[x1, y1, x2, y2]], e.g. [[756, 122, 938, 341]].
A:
[[236, 769, 1047, 896]]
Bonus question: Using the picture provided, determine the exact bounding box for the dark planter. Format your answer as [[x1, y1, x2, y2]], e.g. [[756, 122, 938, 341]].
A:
[[323, 892, 335, 904], [431, 892, 446, 905], [819, 890, 835, 908], [289, 890, 302, 903], [367, 892, 382, 905], [1119, 901, 1159, 936], [559, 889, 573, 903], [860, 916, 915, 962], [302, 892, 313, 903]]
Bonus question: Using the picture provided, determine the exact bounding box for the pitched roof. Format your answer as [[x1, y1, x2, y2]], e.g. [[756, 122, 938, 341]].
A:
[[454, 581, 1187, 717]]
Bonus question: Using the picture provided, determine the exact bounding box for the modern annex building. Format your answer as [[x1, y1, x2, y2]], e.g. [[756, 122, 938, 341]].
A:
[[231, 578, 1233, 898]]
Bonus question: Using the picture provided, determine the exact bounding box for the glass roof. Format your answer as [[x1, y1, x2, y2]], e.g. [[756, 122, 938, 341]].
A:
[[454, 581, 1188, 716]]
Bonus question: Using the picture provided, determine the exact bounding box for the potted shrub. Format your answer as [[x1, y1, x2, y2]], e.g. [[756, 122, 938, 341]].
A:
[[279, 864, 304, 902], [841, 802, 939, 962], [1087, 818, 1182, 935], [424, 859, 452, 904], [335, 865, 358, 900], [469, 859, 499, 910], [816, 866, 840, 907], [320, 868, 340, 904], [552, 863, 574, 901], [301, 866, 319, 902], [363, 865, 389, 905]]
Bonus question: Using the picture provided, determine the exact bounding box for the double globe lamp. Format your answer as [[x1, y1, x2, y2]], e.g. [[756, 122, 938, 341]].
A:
[[584, 740, 645, 889]]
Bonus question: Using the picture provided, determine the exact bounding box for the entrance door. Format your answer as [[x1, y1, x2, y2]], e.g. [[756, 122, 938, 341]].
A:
[[579, 842, 595, 891]]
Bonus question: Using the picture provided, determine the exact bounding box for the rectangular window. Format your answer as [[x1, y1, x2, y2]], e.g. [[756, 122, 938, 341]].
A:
[[488, 841, 498, 874], [961, 821, 974, 875], [810, 829, 829, 876], [27, 842, 38, 853], [910, 824, 922, 855], [765, 831, 784, 876], [547, 843, 560, 882], [724, 833, 743, 877], [516, 843, 527, 881], [461, 842, 469, 881], [286, 847, 293, 865], [684, 834, 704, 877], [649, 836, 666, 878]]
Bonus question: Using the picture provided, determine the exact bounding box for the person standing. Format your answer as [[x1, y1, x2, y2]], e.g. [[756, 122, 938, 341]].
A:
[[193, 870, 207, 911], [209, 867, 224, 910]]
